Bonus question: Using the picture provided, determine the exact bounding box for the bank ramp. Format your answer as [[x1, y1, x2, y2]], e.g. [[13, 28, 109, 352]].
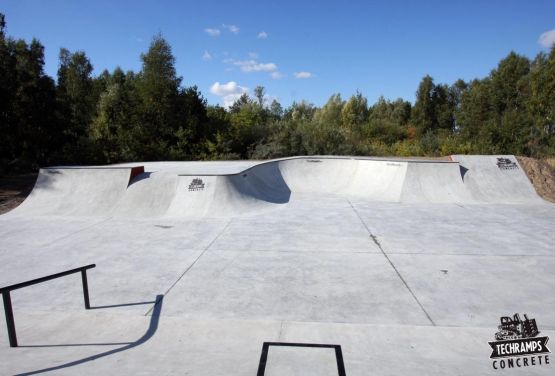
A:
[[451, 155, 542, 204], [6, 155, 544, 218]]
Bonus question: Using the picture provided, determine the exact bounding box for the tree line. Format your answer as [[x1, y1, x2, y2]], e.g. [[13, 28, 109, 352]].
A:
[[1, 13, 554, 172]]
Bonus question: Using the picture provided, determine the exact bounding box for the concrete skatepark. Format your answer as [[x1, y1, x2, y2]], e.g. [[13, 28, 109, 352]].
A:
[[0, 155, 554, 375]]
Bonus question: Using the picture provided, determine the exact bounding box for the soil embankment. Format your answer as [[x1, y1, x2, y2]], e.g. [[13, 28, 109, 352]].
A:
[[0, 173, 37, 214], [517, 156, 555, 203]]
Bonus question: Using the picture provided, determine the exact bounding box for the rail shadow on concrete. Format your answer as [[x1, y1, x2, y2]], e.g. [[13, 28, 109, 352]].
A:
[[15, 294, 164, 375], [89, 300, 158, 310]]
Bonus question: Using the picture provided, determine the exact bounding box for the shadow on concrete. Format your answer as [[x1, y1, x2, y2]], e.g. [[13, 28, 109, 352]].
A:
[[89, 300, 157, 310], [459, 165, 469, 180], [17, 342, 132, 348], [16, 294, 164, 375], [128, 172, 152, 186], [17, 301, 158, 348], [230, 161, 291, 204]]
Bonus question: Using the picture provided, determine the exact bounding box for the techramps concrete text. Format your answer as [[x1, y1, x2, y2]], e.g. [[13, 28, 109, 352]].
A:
[[0, 155, 554, 375]]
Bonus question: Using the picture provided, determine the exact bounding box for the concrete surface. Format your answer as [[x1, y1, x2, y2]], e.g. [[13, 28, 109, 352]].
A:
[[0, 155, 554, 375]]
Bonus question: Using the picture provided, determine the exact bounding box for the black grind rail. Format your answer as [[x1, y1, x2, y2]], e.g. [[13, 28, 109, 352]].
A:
[[1, 264, 96, 347]]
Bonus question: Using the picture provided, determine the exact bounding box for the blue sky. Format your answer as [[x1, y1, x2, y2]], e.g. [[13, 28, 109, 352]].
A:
[[2, 0, 555, 107]]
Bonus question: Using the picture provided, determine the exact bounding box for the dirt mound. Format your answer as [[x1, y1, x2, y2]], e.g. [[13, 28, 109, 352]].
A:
[[0, 173, 37, 214], [517, 156, 555, 203]]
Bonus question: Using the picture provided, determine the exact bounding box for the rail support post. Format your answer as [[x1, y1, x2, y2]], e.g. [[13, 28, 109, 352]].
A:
[[2, 291, 17, 347], [81, 270, 91, 309]]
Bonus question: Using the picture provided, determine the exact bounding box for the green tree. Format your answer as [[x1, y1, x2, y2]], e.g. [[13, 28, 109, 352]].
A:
[[254, 85, 265, 107], [172, 86, 209, 159], [366, 97, 411, 144], [135, 34, 183, 159], [412, 75, 436, 133], [314, 94, 343, 127], [432, 84, 454, 132], [0, 14, 17, 168], [228, 94, 265, 157], [91, 68, 141, 162], [341, 91, 368, 132], [269, 99, 283, 119], [527, 48, 555, 156], [0, 13, 60, 171], [56, 47, 98, 163], [57, 48, 95, 135], [457, 52, 533, 154]]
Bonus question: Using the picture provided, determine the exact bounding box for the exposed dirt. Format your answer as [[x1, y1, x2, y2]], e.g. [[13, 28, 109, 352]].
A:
[[517, 156, 555, 203], [0, 157, 553, 215], [0, 173, 37, 215]]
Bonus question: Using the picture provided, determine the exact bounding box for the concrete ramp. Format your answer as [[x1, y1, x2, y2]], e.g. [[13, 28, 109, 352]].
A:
[[8, 155, 547, 219], [166, 164, 290, 218], [113, 171, 178, 218], [347, 160, 408, 201], [277, 158, 408, 201], [9, 166, 143, 217], [451, 155, 541, 203], [401, 161, 474, 203], [278, 158, 358, 194]]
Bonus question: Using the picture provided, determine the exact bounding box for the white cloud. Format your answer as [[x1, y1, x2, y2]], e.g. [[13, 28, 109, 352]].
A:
[[227, 59, 278, 73], [204, 28, 221, 37], [257, 31, 268, 39], [210, 81, 245, 96], [294, 71, 313, 79], [539, 28, 555, 48], [210, 81, 249, 107], [202, 50, 212, 61], [271, 71, 286, 79], [222, 24, 240, 34], [241, 60, 277, 72], [248, 52, 259, 59]]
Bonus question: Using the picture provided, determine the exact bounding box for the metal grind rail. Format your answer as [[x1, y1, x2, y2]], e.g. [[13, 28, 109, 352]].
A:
[[0, 264, 96, 347]]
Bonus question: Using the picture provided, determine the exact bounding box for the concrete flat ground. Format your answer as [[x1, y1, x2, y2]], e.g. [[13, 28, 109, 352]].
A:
[[0, 157, 554, 375]]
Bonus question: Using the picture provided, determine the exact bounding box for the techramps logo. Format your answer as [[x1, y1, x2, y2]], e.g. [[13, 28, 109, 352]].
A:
[[188, 178, 205, 191], [489, 313, 550, 370], [496, 157, 518, 170]]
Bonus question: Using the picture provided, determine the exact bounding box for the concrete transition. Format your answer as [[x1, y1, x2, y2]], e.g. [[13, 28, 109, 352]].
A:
[[0, 155, 554, 375], [9, 155, 543, 218]]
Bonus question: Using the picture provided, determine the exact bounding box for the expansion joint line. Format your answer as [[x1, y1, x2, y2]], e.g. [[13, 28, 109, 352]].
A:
[[346, 199, 436, 326], [144, 219, 233, 316], [277, 321, 285, 341], [46, 217, 114, 247]]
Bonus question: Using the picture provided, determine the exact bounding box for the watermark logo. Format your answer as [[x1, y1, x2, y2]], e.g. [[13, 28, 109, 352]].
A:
[[188, 178, 205, 191], [489, 313, 550, 370], [496, 158, 518, 170]]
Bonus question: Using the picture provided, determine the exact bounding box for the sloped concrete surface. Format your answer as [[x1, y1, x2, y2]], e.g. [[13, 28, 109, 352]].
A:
[[1, 155, 554, 375]]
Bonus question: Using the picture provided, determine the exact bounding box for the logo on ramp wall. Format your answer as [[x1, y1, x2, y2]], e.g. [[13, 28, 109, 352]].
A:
[[496, 158, 518, 170], [188, 178, 205, 191], [489, 313, 550, 370]]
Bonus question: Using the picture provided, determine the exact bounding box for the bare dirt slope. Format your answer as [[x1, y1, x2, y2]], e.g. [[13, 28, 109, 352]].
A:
[[517, 156, 555, 203]]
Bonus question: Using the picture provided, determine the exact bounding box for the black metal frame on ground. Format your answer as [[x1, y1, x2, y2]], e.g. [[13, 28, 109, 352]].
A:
[[256, 341, 347, 376], [0, 264, 96, 347]]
